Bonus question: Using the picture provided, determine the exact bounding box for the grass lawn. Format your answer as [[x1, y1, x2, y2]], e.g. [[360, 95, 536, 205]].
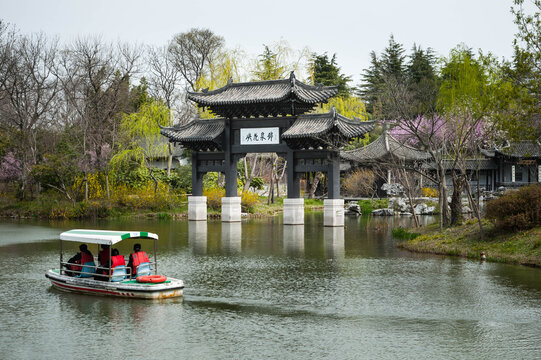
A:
[[396, 220, 541, 267]]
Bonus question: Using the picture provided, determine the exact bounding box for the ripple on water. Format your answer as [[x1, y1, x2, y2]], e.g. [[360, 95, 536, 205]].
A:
[[0, 219, 540, 359]]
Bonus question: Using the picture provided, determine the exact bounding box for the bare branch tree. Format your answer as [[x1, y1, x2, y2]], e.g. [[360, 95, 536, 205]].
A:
[[168, 28, 224, 91], [0, 31, 59, 199], [57, 37, 142, 199]]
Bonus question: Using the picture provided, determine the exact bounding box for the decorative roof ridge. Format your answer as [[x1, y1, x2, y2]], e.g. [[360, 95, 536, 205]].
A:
[[187, 71, 338, 98], [385, 130, 429, 153], [298, 108, 376, 125], [493, 139, 541, 150], [343, 127, 428, 155], [162, 117, 225, 131], [342, 124, 383, 155], [187, 78, 288, 99]]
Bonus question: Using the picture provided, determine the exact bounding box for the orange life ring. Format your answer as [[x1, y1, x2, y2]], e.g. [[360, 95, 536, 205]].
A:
[[136, 275, 167, 283]]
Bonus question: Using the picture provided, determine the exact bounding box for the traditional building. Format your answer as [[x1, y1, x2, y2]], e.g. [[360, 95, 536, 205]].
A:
[[341, 130, 540, 193], [341, 129, 431, 165], [481, 141, 541, 188], [160, 72, 375, 226]]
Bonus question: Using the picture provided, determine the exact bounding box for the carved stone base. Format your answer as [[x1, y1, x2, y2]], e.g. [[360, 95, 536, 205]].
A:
[[283, 198, 304, 225], [188, 196, 207, 221], [324, 199, 344, 227], [221, 197, 241, 222]]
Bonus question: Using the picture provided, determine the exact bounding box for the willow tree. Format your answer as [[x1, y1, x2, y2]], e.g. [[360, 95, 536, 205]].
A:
[[111, 99, 171, 193]]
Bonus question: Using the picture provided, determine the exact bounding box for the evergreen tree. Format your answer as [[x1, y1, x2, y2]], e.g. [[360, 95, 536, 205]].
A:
[[507, 0, 541, 138], [380, 34, 406, 78], [358, 51, 383, 117], [310, 52, 351, 98], [358, 35, 407, 118], [407, 45, 439, 115]]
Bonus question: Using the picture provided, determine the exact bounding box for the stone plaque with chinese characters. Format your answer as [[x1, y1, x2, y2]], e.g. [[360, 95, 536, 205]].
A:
[[240, 128, 280, 145]]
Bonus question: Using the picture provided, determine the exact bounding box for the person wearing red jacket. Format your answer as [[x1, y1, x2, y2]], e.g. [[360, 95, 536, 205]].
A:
[[128, 243, 149, 276], [65, 244, 94, 276], [110, 248, 125, 269]]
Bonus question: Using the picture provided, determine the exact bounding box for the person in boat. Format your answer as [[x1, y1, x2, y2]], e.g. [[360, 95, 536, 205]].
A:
[[96, 244, 112, 280], [128, 243, 149, 276], [65, 244, 94, 276], [98, 244, 111, 267], [95, 248, 125, 281], [110, 248, 125, 271]]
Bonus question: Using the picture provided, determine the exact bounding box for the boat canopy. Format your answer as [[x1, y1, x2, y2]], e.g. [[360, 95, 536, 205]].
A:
[[59, 229, 159, 245]]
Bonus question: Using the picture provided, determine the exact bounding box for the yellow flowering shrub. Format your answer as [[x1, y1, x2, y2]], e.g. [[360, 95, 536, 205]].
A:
[[203, 187, 225, 210], [72, 173, 105, 199], [422, 187, 439, 198], [241, 191, 259, 213]]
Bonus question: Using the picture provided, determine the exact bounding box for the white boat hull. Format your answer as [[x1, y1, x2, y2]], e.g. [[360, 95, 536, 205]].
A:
[[46, 269, 184, 299]]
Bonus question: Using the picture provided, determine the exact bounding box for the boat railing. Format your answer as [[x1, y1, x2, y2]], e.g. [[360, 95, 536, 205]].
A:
[[60, 261, 157, 280]]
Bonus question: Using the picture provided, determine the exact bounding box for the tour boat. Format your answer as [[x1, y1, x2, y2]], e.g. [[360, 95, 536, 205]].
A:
[[45, 229, 184, 299]]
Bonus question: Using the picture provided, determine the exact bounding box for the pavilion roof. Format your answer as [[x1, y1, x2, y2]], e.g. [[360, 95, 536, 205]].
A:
[[282, 107, 376, 149], [480, 141, 541, 159], [341, 129, 431, 163], [160, 118, 224, 151], [187, 72, 338, 118]]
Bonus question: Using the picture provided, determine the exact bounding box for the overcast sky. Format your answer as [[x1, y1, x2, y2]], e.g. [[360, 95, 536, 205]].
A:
[[1, 0, 519, 84]]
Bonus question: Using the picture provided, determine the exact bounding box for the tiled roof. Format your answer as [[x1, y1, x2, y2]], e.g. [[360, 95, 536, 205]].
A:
[[482, 141, 541, 158], [160, 118, 224, 151], [187, 72, 338, 118], [282, 108, 375, 149], [341, 130, 431, 163]]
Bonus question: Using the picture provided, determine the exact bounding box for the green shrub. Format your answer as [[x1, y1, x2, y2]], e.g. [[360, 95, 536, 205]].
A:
[[203, 172, 220, 189], [357, 199, 389, 213], [485, 184, 541, 231], [249, 177, 264, 190], [392, 227, 421, 240]]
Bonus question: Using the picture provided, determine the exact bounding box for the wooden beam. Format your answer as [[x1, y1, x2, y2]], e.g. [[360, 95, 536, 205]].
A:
[[231, 144, 289, 154], [231, 117, 293, 129]]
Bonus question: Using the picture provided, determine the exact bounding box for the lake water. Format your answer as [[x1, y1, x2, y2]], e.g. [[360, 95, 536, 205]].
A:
[[0, 213, 540, 359]]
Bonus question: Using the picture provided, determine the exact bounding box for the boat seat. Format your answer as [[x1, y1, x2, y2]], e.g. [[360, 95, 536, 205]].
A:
[[111, 266, 128, 282], [77, 262, 96, 278], [136, 262, 151, 277]]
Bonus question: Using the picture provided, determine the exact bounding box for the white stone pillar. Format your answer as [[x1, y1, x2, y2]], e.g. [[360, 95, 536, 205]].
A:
[[324, 198, 344, 227], [188, 196, 207, 221], [221, 197, 241, 222], [283, 198, 304, 225]]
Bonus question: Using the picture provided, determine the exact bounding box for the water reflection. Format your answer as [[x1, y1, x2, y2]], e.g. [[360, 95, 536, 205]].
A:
[[283, 225, 304, 256], [221, 222, 242, 254], [188, 221, 207, 255], [324, 227, 344, 260]]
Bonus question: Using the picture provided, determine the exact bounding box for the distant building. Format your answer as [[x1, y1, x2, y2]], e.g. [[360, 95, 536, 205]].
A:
[[341, 129, 541, 193]]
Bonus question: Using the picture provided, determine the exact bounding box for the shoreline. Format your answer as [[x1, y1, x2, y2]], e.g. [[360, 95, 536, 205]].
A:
[[395, 221, 541, 268]]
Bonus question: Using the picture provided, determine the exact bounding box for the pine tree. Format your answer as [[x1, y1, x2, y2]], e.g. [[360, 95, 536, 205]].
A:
[[381, 34, 406, 78], [310, 53, 352, 98], [359, 35, 406, 117], [407, 45, 439, 115], [358, 51, 383, 116]]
